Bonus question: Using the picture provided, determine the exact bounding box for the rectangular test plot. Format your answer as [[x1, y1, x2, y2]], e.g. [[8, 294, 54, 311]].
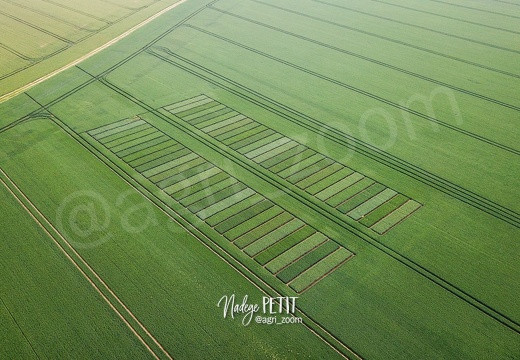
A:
[[168, 95, 421, 234], [89, 116, 353, 292]]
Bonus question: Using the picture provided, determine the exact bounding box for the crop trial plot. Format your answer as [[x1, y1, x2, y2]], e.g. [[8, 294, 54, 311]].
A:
[[1, 0, 519, 358], [164, 95, 422, 234], [87, 116, 354, 293]]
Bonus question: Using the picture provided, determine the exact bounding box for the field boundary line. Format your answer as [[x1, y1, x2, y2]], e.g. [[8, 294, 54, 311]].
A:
[[0, 167, 173, 360], [0, 0, 189, 104], [0, 0, 173, 82]]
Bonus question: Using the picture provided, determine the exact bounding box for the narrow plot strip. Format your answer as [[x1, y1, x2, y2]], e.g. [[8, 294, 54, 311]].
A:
[[165, 95, 421, 235], [88, 117, 353, 293]]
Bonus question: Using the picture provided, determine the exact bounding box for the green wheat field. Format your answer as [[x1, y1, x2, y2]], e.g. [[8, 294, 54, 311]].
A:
[[0, 0, 518, 359]]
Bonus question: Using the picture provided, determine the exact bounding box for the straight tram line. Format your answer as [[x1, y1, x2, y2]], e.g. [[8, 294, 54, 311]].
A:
[[97, 72, 520, 334], [148, 48, 520, 229], [206, 7, 520, 112], [182, 24, 520, 156], [2, 0, 518, 352], [367, 0, 520, 35], [51, 114, 361, 360], [311, 0, 520, 54], [0, 167, 170, 360], [249, 0, 520, 79]]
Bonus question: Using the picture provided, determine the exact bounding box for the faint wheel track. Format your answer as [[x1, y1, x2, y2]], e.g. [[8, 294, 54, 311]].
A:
[[0, 167, 173, 359]]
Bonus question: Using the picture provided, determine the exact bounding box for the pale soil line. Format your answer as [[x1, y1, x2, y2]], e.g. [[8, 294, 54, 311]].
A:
[[0, 168, 172, 360], [0, 0, 188, 104]]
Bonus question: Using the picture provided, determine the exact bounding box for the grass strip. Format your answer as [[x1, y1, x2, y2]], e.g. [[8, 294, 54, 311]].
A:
[[115, 135, 171, 158], [188, 107, 236, 126], [166, 96, 212, 114], [226, 127, 271, 148], [205, 193, 264, 226], [183, 104, 229, 122], [225, 206, 285, 241], [235, 133, 282, 154], [105, 127, 160, 148], [216, 122, 262, 142], [207, 117, 252, 137], [315, 172, 364, 201], [260, 145, 307, 168], [359, 194, 409, 227], [251, 140, 299, 163], [296, 163, 344, 190], [371, 200, 422, 234], [197, 113, 246, 133], [233, 211, 293, 248], [348, 188, 398, 220], [166, 169, 226, 198], [179, 177, 238, 207], [222, 121, 267, 146], [126, 141, 181, 166], [88, 117, 138, 136], [110, 132, 162, 152], [244, 137, 291, 159], [325, 177, 374, 207], [134, 147, 191, 172], [197, 188, 256, 220], [187, 182, 247, 212], [277, 153, 323, 178], [176, 101, 221, 119], [92, 119, 145, 139], [99, 123, 151, 144], [163, 95, 209, 112], [156, 162, 213, 189], [189, 109, 237, 127], [144, 152, 199, 178], [202, 114, 248, 133], [286, 158, 334, 184], [305, 168, 353, 195]]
